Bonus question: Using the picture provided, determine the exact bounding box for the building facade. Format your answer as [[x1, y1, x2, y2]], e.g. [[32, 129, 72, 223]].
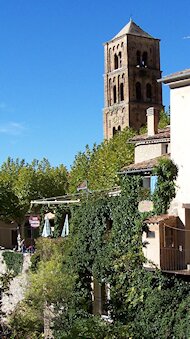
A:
[[160, 69, 190, 268], [103, 20, 163, 139]]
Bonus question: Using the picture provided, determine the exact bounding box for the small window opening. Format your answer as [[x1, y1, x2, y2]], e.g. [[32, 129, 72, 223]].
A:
[[118, 125, 121, 132], [118, 51, 122, 67], [136, 82, 141, 101], [120, 83, 124, 101], [114, 54, 118, 69], [113, 85, 117, 103], [93, 279, 109, 316], [142, 176, 151, 189], [106, 219, 113, 231], [113, 127, 116, 136], [136, 50, 141, 66], [142, 51, 148, 67], [163, 144, 169, 154], [147, 231, 155, 238]]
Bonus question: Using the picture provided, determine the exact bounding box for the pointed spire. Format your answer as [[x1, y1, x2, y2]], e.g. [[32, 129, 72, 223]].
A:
[[111, 20, 154, 41]]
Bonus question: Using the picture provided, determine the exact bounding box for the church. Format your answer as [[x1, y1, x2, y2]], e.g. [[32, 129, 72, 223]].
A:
[[103, 19, 163, 139]]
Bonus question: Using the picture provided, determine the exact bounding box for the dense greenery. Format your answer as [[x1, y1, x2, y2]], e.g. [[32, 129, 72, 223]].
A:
[[2, 109, 184, 338], [9, 173, 190, 339], [69, 128, 136, 193], [2, 251, 23, 276], [0, 157, 68, 224], [69, 110, 170, 194], [152, 158, 178, 214]]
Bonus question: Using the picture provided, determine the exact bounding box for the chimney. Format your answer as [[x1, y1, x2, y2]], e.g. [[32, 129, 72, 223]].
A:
[[147, 107, 159, 136]]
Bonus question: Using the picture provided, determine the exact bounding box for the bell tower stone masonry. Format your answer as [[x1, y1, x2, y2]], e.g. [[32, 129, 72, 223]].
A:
[[103, 20, 163, 139]]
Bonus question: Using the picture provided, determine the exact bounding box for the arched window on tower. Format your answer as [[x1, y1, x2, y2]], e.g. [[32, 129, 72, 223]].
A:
[[136, 50, 141, 66], [120, 83, 124, 101], [142, 52, 148, 67], [136, 82, 142, 101], [118, 51, 122, 67], [114, 54, 118, 69], [108, 79, 112, 106], [113, 85, 117, 104], [118, 125, 121, 132], [146, 83, 152, 101], [108, 48, 111, 72], [113, 127, 116, 136]]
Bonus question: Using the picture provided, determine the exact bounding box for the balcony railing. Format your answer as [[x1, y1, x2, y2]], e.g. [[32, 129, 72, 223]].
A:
[[160, 247, 190, 271]]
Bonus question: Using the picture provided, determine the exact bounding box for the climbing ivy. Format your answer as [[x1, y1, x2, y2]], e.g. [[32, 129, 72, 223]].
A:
[[10, 173, 190, 339], [152, 158, 178, 214]]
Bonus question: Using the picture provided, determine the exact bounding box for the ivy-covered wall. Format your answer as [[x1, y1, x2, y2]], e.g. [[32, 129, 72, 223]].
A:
[[10, 164, 190, 339]]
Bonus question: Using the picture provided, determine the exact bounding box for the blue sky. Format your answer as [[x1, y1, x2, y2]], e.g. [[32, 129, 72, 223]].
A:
[[0, 0, 189, 169]]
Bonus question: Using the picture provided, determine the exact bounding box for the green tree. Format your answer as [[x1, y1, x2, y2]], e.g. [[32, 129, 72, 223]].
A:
[[10, 238, 77, 338], [0, 157, 68, 224], [69, 128, 135, 193]]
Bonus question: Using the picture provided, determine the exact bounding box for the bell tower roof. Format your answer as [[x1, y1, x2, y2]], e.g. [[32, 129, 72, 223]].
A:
[[111, 19, 155, 41]]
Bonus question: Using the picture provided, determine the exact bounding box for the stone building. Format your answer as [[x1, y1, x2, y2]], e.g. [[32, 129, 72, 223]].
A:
[[103, 19, 163, 139]]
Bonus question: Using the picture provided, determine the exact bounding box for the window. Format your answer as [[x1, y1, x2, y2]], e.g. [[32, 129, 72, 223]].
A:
[[162, 143, 169, 154], [120, 83, 124, 101], [108, 48, 111, 71], [136, 82, 141, 100], [114, 54, 118, 69], [142, 51, 148, 67], [147, 231, 155, 238], [142, 176, 157, 194], [108, 79, 112, 106], [113, 85, 117, 103], [150, 175, 158, 194], [118, 51, 122, 67], [142, 176, 151, 189], [146, 83, 152, 100], [113, 127, 116, 136], [118, 125, 121, 132], [92, 279, 109, 316], [136, 50, 141, 65]]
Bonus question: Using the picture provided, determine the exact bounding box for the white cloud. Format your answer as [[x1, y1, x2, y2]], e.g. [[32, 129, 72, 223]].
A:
[[183, 36, 190, 39], [0, 122, 26, 136]]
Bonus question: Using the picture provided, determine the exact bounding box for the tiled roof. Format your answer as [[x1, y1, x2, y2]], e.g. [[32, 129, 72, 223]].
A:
[[120, 154, 170, 173], [129, 126, 170, 143], [145, 214, 177, 224], [112, 20, 154, 40]]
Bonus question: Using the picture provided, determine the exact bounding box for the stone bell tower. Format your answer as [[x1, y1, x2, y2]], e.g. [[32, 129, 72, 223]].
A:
[[103, 19, 163, 139]]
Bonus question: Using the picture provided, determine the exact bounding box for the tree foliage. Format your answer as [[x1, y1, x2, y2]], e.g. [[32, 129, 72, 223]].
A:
[[69, 128, 135, 193], [9, 175, 190, 338], [0, 157, 68, 224]]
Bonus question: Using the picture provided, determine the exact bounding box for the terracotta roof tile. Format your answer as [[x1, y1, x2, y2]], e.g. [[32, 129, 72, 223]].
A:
[[129, 126, 170, 143], [145, 214, 177, 224], [120, 154, 170, 173]]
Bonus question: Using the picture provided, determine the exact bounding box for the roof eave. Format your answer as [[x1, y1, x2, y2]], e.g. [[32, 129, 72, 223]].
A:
[[158, 72, 190, 87], [118, 167, 153, 175]]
